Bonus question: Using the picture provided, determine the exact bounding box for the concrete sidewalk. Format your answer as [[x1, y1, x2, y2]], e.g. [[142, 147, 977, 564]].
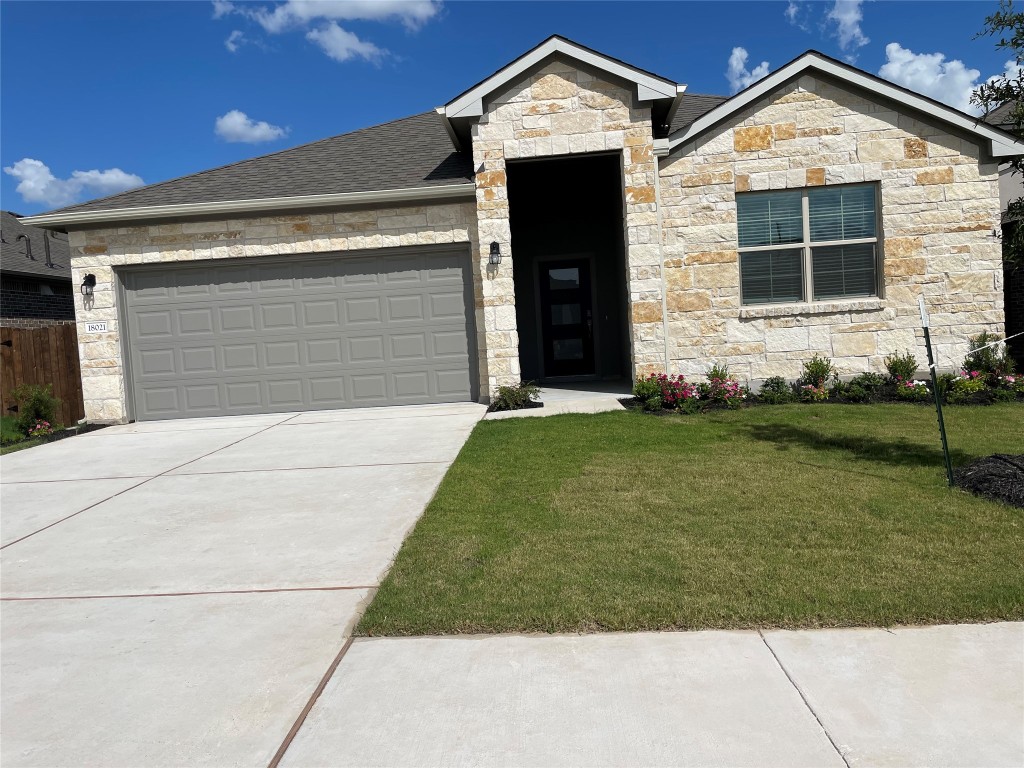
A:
[[282, 622, 1024, 767]]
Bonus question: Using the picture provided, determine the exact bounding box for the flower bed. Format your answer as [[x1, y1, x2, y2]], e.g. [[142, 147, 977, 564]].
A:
[[629, 335, 1024, 415]]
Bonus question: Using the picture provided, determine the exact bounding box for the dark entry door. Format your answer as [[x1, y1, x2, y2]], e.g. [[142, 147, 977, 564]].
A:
[[539, 258, 595, 377]]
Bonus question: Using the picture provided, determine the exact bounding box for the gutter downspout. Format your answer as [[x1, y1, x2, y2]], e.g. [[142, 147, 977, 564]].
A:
[[652, 138, 671, 375]]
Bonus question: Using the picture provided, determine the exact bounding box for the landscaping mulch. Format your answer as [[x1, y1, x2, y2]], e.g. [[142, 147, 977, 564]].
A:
[[954, 454, 1024, 509]]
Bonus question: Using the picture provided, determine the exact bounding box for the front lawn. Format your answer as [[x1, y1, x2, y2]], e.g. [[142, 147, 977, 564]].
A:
[[359, 404, 1024, 635]]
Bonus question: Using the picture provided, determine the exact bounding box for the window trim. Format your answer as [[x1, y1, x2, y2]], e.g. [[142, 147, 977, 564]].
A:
[[737, 183, 882, 307]]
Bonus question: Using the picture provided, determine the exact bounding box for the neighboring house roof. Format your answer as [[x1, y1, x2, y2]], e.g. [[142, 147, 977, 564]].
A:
[[983, 100, 1022, 135], [668, 50, 1024, 159], [25, 112, 475, 228], [0, 210, 72, 281]]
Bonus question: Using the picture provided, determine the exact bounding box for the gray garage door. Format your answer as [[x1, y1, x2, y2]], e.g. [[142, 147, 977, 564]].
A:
[[122, 247, 477, 420]]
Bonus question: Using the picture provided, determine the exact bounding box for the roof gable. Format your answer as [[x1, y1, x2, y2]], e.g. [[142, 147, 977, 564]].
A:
[[442, 35, 680, 121], [668, 50, 1024, 159]]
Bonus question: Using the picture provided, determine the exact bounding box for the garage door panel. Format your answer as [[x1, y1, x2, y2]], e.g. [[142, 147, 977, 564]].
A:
[[124, 247, 476, 420], [181, 347, 217, 374], [219, 305, 256, 333], [387, 295, 424, 322], [307, 339, 342, 366]]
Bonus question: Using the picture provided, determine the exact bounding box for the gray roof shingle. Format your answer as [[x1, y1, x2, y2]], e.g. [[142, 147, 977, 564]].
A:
[[1, 211, 73, 281], [47, 111, 474, 216], [669, 92, 729, 134]]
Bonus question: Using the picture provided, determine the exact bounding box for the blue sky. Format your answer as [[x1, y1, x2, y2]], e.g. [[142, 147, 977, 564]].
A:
[[1, 1, 1015, 214]]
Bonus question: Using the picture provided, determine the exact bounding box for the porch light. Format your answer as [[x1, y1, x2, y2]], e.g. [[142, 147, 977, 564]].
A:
[[489, 242, 501, 265], [80, 274, 96, 296]]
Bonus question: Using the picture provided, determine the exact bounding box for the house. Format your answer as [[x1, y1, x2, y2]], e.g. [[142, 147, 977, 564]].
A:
[[1, 211, 75, 328], [22, 36, 1022, 422]]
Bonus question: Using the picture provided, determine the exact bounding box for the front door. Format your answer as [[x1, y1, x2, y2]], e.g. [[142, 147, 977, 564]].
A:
[[538, 258, 595, 377]]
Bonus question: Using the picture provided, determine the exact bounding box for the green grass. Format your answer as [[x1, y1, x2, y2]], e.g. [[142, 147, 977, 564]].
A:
[[359, 403, 1024, 636], [0, 416, 40, 455]]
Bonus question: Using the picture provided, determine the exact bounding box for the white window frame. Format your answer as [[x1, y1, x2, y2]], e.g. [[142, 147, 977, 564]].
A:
[[737, 183, 882, 306]]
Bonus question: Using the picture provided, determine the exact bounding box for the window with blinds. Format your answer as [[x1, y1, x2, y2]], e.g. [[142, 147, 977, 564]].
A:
[[737, 184, 880, 305]]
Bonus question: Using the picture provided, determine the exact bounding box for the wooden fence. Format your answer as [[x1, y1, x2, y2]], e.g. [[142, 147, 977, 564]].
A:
[[1, 325, 85, 427]]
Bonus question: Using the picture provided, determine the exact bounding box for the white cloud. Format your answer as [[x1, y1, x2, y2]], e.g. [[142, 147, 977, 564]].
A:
[[250, 0, 440, 34], [3, 158, 144, 207], [785, 0, 809, 32], [726, 47, 771, 94], [212, 0, 234, 19], [878, 43, 992, 114], [827, 0, 869, 58], [214, 110, 289, 143], [306, 21, 384, 63], [225, 29, 245, 52], [211, 0, 440, 63]]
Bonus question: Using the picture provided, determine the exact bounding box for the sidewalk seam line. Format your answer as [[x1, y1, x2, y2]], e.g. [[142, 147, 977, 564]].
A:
[[267, 636, 355, 768], [1, 585, 376, 601], [759, 630, 852, 768], [0, 413, 299, 550]]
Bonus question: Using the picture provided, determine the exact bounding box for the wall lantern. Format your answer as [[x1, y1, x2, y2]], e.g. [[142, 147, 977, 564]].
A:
[[488, 241, 501, 265], [81, 274, 97, 296]]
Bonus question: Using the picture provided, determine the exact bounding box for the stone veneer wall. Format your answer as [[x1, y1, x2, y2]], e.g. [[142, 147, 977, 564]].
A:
[[471, 59, 662, 393], [658, 74, 1004, 382], [68, 203, 481, 422]]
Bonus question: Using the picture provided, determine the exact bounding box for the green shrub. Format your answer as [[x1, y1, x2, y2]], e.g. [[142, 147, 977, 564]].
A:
[[947, 374, 988, 404], [632, 375, 662, 403], [894, 379, 932, 402], [799, 354, 834, 388], [799, 382, 830, 402], [884, 351, 919, 383], [705, 362, 731, 382], [491, 381, 541, 411], [704, 363, 747, 409], [11, 384, 61, 435], [936, 373, 956, 397], [758, 376, 795, 404], [834, 372, 887, 403], [963, 332, 1015, 381]]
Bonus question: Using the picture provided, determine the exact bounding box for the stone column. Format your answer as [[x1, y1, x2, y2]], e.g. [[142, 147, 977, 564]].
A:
[[472, 128, 520, 395]]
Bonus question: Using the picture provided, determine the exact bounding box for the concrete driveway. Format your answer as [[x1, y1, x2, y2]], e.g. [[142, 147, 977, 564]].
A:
[[0, 403, 484, 767]]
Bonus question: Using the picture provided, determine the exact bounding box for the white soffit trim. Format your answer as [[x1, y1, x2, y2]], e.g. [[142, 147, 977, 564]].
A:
[[444, 36, 677, 119], [20, 184, 478, 229], [667, 51, 1024, 158]]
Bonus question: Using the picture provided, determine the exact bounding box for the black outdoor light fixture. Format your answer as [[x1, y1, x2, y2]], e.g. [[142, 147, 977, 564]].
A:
[[80, 274, 97, 296], [489, 241, 501, 265]]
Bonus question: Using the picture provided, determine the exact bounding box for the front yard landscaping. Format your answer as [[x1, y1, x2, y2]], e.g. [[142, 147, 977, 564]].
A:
[[359, 403, 1024, 636]]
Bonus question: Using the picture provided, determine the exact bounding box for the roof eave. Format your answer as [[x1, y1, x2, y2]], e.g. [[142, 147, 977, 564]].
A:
[[20, 183, 478, 231], [666, 52, 1024, 159]]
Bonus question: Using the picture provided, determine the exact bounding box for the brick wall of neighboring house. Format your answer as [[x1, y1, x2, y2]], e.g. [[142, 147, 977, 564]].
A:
[[659, 74, 1004, 382], [0, 277, 75, 323], [0, 317, 76, 329], [67, 202, 480, 422]]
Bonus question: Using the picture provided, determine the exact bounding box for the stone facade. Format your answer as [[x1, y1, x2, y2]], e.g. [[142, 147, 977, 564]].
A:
[[658, 74, 1004, 381], [471, 58, 661, 392], [68, 203, 481, 421], [65, 61, 1011, 422]]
